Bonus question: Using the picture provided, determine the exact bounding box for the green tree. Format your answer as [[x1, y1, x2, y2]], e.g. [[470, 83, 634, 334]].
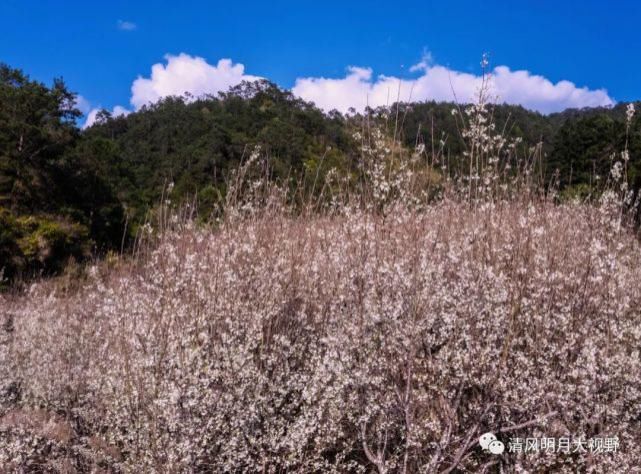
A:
[[0, 64, 124, 283], [0, 64, 80, 212]]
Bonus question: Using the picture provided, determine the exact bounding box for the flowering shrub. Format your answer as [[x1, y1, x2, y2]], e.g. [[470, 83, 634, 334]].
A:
[[2, 193, 641, 472]]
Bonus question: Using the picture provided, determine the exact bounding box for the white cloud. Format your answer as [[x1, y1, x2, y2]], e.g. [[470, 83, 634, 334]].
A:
[[74, 95, 91, 114], [409, 51, 434, 73], [82, 109, 101, 129], [292, 63, 614, 114], [112, 105, 131, 116], [80, 53, 615, 128], [117, 20, 137, 31], [83, 105, 131, 129], [130, 54, 261, 110]]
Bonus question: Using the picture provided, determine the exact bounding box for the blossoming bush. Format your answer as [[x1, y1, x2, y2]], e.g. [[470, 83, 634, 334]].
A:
[[2, 193, 641, 472]]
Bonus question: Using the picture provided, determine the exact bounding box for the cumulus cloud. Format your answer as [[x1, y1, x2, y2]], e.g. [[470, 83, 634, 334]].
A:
[[80, 53, 615, 129], [117, 20, 137, 31], [82, 109, 101, 129], [409, 51, 434, 73], [130, 54, 261, 110], [292, 62, 614, 114], [74, 95, 91, 114]]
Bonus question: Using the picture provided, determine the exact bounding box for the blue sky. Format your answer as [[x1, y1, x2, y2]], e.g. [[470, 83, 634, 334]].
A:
[[2, 0, 640, 122]]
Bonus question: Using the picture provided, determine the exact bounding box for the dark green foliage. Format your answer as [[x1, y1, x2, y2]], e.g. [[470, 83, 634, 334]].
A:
[[0, 210, 89, 283], [547, 103, 641, 190], [0, 209, 21, 282], [0, 64, 123, 283], [548, 114, 620, 187], [0, 64, 79, 212], [83, 80, 358, 222], [57, 137, 126, 250]]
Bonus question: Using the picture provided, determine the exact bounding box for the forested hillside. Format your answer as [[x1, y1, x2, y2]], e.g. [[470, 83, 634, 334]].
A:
[[1, 62, 640, 283], [82, 80, 358, 222]]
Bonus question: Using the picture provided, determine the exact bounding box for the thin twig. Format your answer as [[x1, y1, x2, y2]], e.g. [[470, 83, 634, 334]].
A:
[[498, 411, 558, 433]]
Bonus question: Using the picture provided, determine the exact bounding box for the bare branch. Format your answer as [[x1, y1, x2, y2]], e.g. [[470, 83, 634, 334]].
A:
[[498, 411, 558, 433]]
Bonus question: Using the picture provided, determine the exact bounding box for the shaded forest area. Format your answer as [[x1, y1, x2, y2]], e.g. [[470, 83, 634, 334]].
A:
[[1, 63, 640, 283]]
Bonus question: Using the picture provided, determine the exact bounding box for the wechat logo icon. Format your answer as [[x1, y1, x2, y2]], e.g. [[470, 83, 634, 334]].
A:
[[479, 432, 505, 455]]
